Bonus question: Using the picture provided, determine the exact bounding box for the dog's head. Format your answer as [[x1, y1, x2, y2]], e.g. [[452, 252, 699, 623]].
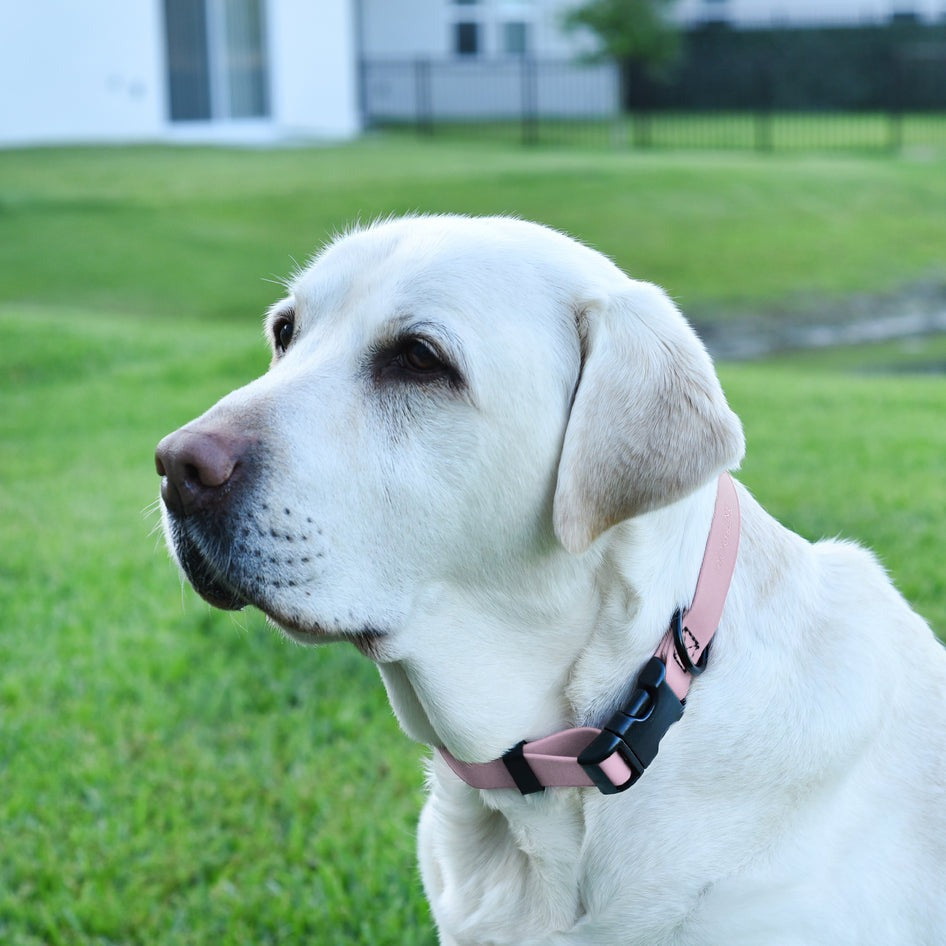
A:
[[156, 215, 743, 649]]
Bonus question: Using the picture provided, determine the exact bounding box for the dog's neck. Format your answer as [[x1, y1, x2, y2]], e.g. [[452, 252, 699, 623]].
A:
[[375, 479, 721, 764]]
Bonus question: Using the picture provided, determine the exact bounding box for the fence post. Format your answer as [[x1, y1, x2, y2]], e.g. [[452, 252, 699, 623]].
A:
[[520, 56, 539, 146], [625, 63, 653, 148], [631, 110, 651, 148], [888, 46, 904, 153], [753, 59, 774, 152], [357, 57, 369, 130], [415, 58, 433, 136]]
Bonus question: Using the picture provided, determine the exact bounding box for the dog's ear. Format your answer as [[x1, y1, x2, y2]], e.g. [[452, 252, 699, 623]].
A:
[[553, 282, 744, 554]]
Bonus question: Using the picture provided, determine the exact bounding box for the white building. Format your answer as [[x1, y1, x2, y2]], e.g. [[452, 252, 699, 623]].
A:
[[360, 1, 618, 123], [2, 0, 942, 147], [0, 0, 360, 148], [360, 0, 599, 59]]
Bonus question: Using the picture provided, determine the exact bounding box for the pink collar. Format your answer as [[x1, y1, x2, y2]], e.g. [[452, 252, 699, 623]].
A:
[[439, 473, 741, 795]]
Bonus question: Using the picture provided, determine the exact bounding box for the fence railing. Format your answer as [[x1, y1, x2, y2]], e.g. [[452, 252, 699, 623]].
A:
[[363, 57, 619, 146], [361, 23, 946, 153]]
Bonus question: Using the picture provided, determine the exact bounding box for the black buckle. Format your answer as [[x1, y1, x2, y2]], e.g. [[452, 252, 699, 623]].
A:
[[577, 657, 684, 794], [671, 609, 710, 676]]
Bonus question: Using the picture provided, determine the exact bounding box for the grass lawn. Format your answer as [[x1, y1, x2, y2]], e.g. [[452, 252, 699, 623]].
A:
[[2, 137, 946, 318], [1, 138, 944, 944]]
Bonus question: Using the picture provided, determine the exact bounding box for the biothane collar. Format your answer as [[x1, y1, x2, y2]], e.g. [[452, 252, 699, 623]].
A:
[[439, 472, 741, 795]]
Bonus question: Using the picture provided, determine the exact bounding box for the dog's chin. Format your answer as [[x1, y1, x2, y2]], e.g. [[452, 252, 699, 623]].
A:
[[266, 613, 337, 645], [266, 613, 389, 659], [167, 521, 389, 658], [195, 583, 248, 611], [263, 611, 348, 647], [169, 523, 251, 612]]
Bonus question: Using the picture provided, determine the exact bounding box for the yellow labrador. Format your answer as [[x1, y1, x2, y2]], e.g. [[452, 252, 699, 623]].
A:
[[157, 216, 946, 945]]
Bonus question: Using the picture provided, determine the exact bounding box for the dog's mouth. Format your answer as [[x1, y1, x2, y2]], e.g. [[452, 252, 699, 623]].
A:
[[165, 516, 391, 657], [170, 519, 252, 611]]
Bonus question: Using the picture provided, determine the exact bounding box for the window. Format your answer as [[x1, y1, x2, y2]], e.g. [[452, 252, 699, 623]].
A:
[[164, 0, 211, 120], [454, 21, 480, 56], [223, 0, 268, 118], [502, 21, 529, 56], [164, 0, 269, 122]]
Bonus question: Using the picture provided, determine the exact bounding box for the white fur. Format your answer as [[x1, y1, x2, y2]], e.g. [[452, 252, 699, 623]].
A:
[[161, 215, 946, 944]]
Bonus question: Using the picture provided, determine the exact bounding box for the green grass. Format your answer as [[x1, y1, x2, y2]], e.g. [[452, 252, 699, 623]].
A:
[[1, 137, 944, 944], [2, 137, 946, 318], [724, 360, 946, 631]]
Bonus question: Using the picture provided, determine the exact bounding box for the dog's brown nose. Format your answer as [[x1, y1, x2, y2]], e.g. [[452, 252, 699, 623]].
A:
[[155, 427, 249, 517]]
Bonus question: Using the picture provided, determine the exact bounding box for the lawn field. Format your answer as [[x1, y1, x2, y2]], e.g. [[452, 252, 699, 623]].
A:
[[2, 138, 946, 318], [1, 139, 944, 944]]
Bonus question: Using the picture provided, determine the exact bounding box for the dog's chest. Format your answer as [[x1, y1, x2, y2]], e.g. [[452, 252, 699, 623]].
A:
[[420, 778, 589, 941]]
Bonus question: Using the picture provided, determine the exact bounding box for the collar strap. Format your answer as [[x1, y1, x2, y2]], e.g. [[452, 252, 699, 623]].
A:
[[439, 473, 740, 795]]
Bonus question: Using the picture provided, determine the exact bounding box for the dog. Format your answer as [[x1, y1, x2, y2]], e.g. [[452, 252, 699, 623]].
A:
[[156, 215, 946, 944]]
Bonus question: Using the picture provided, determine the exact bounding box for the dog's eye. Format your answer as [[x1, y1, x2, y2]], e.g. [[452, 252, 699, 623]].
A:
[[373, 333, 463, 390], [273, 314, 294, 354], [400, 339, 443, 374]]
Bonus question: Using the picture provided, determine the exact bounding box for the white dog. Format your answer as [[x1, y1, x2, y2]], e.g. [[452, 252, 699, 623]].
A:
[[156, 215, 946, 945]]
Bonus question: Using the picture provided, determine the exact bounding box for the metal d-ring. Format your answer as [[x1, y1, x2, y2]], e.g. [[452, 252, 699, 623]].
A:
[[671, 609, 710, 676]]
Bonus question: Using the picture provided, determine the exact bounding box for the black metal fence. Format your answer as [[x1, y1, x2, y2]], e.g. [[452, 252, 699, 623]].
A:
[[363, 57, 618, 144], [362, 22, 946, 152]]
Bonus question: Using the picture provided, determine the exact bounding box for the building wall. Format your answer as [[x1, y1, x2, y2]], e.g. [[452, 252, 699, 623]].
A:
[[360, 0, 447, 57], [0, 1, 166, 146], [359, 0, 614, 121], [268, 0, 360, 138], [0, 0, 359, 147], [360, 0, 599, 59]]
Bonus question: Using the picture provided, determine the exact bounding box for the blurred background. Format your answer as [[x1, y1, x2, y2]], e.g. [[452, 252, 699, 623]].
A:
[[5, 0, 946, 150], [1, 1, 944, 943]]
